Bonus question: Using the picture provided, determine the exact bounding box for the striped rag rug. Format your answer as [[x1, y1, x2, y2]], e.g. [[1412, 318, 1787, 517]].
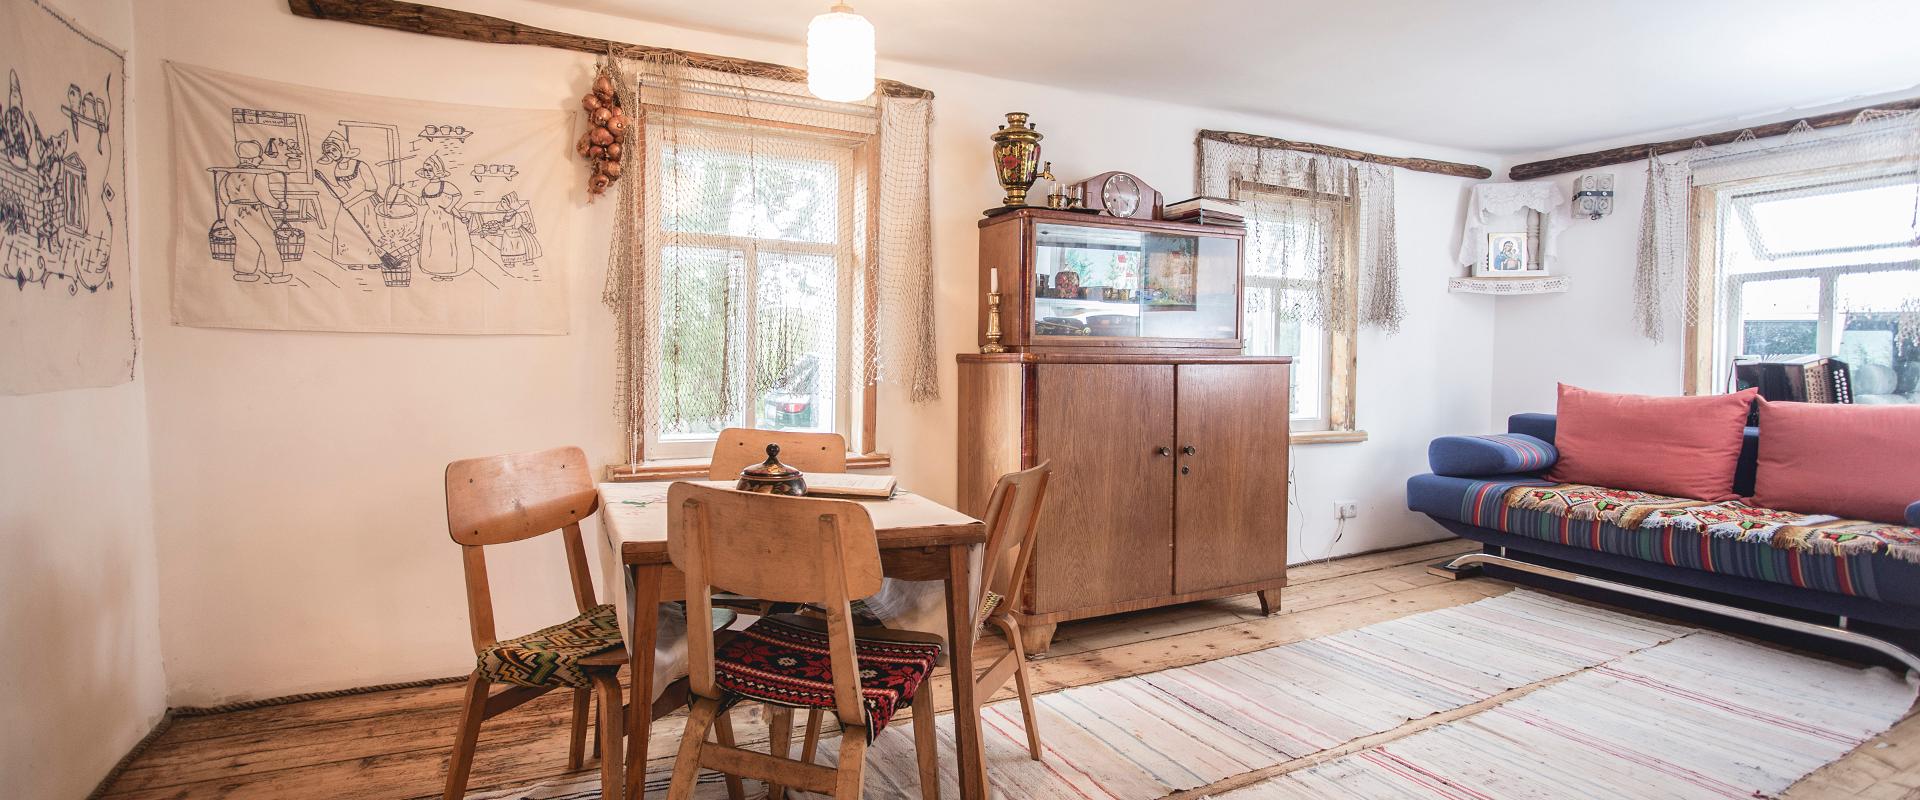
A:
[[469, 590, 1915, 799]]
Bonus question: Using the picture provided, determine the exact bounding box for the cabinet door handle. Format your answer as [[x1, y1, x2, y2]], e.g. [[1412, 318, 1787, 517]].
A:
[[1182, 445, 1197, 456], [1181, 465, 1191, 475], [1155, 446, 1172, 457]]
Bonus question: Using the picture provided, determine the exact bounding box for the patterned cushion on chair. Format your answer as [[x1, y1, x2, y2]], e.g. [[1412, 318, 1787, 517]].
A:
[[712, 614, 941, 740], [477, 603, 622, 689]]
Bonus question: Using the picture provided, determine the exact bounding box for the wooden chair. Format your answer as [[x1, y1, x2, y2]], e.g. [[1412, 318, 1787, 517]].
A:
[[442, 447, 626, 800], [780, 463, 1058, 781], [707, 428, 848, 480], [968, 462, 1054, 761], [665, 483, 944, 800]]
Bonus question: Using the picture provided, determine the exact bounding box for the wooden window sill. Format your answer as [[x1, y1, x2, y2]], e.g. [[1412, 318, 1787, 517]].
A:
[[1291, 429, 1368, 445], [604, 453, 892, 482]]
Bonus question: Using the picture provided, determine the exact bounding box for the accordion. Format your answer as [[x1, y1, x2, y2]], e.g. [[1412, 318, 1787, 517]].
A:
[[1732, 356, 1853, 405]]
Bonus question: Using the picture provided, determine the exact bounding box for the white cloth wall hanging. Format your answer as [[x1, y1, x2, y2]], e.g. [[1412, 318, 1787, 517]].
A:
[[166, 62, 573, 334], [0, 0, 135, 394], [1457, 181, 1569, 272]]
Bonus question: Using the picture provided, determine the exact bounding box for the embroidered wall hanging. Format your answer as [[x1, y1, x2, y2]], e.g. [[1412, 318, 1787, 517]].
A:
[[0, 0, 135, 394], [166, 62, 572, 334]]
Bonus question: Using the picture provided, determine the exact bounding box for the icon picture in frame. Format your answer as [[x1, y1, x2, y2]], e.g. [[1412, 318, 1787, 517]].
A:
[[1477, 231, 1543, 277]]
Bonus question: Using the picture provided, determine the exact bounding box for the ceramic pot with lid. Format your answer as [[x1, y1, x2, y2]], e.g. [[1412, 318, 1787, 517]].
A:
[[736, 443, 808, 496]]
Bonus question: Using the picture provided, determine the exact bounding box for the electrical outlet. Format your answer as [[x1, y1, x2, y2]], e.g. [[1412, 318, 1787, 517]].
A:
[[1335, 501, 1359, 520]]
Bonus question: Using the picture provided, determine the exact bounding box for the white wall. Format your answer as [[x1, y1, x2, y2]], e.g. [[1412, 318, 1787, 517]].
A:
[[0, 2, 169, 796], [127, 0, 1499, 705], [1489, 166, 1686, 423]]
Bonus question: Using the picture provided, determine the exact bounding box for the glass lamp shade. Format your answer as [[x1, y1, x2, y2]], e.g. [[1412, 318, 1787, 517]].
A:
[[807, 5, 875, 103]]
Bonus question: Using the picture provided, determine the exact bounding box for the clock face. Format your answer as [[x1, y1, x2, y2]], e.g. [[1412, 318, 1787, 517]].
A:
[[1103, 173, 1140, 217]]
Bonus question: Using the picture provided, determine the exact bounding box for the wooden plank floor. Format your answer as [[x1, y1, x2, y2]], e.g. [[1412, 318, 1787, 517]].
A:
[[98, 539, 1920, 799]]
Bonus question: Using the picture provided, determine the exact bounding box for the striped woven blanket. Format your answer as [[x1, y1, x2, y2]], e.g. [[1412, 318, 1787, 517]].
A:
[[1504, 483, 1920, 565]]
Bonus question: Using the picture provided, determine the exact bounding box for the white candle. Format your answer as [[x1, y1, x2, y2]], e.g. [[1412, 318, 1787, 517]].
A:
[[990, 267, 999, 294]]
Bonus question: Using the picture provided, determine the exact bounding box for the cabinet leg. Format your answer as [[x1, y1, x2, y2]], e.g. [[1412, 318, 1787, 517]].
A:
[[1018, 622, 1058, 655], [1257, 588, 1283, 617]]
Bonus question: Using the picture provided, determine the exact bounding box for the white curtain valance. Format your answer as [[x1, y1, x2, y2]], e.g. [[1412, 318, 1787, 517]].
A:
[[1457, 181, 1569, 269]]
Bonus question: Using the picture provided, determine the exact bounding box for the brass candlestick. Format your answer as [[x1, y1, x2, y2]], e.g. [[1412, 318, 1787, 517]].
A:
[[981, 291, 1006, 353]]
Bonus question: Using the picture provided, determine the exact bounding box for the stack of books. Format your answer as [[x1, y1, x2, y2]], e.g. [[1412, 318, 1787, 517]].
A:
[[1161, 196, 1245, 227]]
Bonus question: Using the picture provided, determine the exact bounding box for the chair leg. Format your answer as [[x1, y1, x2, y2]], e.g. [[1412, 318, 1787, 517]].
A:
[[443, 674, 491, 800], [911, 688, 940, 800], [800, 708, 825, 766], [766, 706, 794, 800], [1002, 619, 1043, 761], [591, 673, 625, 800], [711, 707, 747, 800], [833, 732, 869, 799], [666, 696, 720, 800], [568, 687, 590, 771]]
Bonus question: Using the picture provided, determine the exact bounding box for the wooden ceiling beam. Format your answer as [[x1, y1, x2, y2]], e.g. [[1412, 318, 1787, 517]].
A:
[[1507, 97, 1920, 181], [1197, 129, 1493, 180], [285, 0, 935, 99]]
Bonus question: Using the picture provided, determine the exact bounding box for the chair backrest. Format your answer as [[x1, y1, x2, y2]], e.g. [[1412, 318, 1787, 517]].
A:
[[667, 482, 880, 725], [977, 462, 1053, 638], [707, 428, 848, 480], [444, 446, 602, 651]]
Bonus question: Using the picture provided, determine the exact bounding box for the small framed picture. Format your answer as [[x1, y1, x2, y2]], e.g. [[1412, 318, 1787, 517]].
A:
[[1477, 232, 1540, 277]]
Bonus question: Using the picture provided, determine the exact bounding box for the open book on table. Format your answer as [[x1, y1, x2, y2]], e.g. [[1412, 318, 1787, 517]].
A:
[[804, 473, 899, 500]]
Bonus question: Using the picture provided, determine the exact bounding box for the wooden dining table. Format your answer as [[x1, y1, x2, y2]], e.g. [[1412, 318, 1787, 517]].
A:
[[597, 480, 992, 799]]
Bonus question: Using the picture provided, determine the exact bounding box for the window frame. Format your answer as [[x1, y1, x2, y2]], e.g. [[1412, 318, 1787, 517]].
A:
[[1232, 178, 1364, 442], [1684, 165, 1920, 395], [638, 117, 877, 462]]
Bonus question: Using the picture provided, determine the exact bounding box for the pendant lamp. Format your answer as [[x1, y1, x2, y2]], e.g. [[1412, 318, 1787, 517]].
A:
[[806, 3, 875, 102]]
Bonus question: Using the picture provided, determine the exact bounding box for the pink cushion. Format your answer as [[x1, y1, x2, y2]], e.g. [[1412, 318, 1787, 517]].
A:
[[1751, 400, 1920, 525], [1546, 384, 1757, 502]]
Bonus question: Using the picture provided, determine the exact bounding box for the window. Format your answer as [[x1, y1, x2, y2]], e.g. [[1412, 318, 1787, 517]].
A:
[[645, 121, 867, 460], [1237, 181, 1359, 438], [1694, 166, 1920, 402]]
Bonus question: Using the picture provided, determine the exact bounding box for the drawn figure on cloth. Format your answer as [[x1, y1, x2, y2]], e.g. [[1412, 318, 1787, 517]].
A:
[[2, 71, 29, 165], [214, 140, 290, 283], [313, 130, 381, 269], [413, 153, 472, 281], [469, 191, 541, 272]]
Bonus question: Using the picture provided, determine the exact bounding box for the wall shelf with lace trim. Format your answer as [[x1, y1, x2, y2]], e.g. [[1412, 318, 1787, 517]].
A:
[[1448, 275, 1570, 295]]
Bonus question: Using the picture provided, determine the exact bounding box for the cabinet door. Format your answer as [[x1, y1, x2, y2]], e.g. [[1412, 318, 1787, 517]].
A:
[[1173, 363, 1290, 595], [1029, 363, 1175, 614]]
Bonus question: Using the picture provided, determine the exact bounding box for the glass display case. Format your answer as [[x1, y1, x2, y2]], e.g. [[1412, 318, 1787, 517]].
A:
[[978, 208, 1244, 352]]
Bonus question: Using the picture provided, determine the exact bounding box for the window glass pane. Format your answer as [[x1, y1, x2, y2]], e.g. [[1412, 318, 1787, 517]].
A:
[[660, 147, 839, 244], [1735, 277, 1819, 357], [1837, 271, 1920, 403], [753, 252, 838, 432], [1244, 283, 1323, 422], [658, 245, 744, 438], [1746, 181, 1920, 256]]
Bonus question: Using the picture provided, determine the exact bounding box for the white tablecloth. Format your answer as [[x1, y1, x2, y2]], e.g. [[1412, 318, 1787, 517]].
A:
[[596, 480, 981, 700]]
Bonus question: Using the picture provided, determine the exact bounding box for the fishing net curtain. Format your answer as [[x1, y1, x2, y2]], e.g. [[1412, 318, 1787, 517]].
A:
[[601, 52, 935, 464], [1197, 137, 1405, 334], [1637, 109, 1920, 344]]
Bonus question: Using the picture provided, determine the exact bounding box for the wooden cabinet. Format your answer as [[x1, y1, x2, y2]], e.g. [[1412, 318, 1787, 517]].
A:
[[957, 353, 1291, 653]]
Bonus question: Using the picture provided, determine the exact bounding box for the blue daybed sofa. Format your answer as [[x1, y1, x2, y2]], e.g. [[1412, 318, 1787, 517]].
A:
[[1407, 413, 1920, 635]]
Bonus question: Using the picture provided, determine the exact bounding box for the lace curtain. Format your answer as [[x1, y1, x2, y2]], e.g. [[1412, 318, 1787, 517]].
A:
[[601, 53, 935, 464], [1457, 181, 1569, 270], [1198, 137, 1404, 333], [1636, 110, 1920, 342]]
